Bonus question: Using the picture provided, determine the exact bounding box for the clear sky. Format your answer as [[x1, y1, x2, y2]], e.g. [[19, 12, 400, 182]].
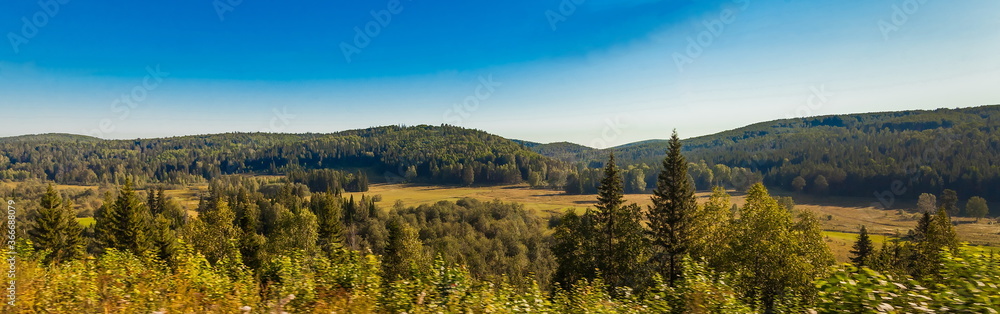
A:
[[1, 0, 998, 147]]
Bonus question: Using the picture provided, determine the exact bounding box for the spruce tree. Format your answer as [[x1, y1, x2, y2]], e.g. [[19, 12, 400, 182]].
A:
[[647, 130, 697, 285], [28, 184, 85, 263], [593, 153, 648, 290], [310, 192, 346, 253], [96, 181, 154, 256], [850, 225, 875, 267]]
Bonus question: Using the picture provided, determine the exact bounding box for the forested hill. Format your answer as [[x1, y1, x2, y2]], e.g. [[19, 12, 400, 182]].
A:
[[0, 125, 570, 186], [0, 133, 102, 144], [528, 105, 1000, 201]]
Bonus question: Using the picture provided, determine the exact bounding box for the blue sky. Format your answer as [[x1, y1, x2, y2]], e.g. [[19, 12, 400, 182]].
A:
[[1, 0, 999, 147]]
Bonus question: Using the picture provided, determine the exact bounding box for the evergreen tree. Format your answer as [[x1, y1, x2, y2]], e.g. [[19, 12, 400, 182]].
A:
[[96, 181, 154, 255], [850, 225, 875, 267], [593, 153, 648, 290], [310, 192, 346, 253], [27, 184, 85, 263], [647, 130, 697, 286]]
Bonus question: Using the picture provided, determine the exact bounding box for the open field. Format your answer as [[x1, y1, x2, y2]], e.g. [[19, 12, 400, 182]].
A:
[[347, 184, 1000, 247]]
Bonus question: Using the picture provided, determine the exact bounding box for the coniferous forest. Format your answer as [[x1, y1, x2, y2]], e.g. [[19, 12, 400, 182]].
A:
[[4, 118, 1000, 313]]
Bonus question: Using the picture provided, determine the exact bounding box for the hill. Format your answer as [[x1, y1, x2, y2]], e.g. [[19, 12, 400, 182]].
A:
[[0, 133, 102, 144], [529, 105, 1000, 204], [0, 125, 570, 187]]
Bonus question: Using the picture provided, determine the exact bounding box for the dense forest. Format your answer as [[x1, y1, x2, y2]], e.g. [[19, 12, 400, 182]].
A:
[[7, 132, 998, 312], [528, 105, 1000, 205], [0, 125, 571, 188]]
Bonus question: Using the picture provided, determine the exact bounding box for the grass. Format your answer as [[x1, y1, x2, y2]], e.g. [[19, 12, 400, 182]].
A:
[[76, 217, 95, 227]]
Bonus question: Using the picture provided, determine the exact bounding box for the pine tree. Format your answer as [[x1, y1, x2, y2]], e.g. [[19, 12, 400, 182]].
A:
[[850, 225, 875, 267], [310, 192, 345, 253], [647, 130, 697, 286], [27, 184, 85, 263], [96, 181, 154, 256], [932, 207, 958, 251], [593, 153, 648, 290]]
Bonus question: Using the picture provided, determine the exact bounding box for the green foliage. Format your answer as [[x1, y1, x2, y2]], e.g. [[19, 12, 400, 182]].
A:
[[815, 246, 1000, 313], [0, 125, 572, 188], [27, 184, 85, 263], [725, 183, 834, 310], [95, 181, 154, 256], [532, 106, 1000, 202], [850, 225, 875, 267], [592, 153, 650, 291], [646, 258, 753, 314], [940, 189, 960, 216], [382, 217, 428, 282], [965, 196, 989, 222], [647, 130, 697, 286]]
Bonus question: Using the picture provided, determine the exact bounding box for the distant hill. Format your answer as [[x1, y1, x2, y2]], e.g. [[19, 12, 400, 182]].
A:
[[0, 133, 102, 144], [0, 126, 570, 187], [529, 105, 1000, 203]]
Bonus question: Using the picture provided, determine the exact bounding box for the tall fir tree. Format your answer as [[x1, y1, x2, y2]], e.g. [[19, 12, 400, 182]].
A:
[[27, 184, 85, 263], [310, 192, 346, 254], [647, 130, 697, 286], [593, 153, 648, 290], [850, 225, 875, 267], [96, 181, 154, 256]]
